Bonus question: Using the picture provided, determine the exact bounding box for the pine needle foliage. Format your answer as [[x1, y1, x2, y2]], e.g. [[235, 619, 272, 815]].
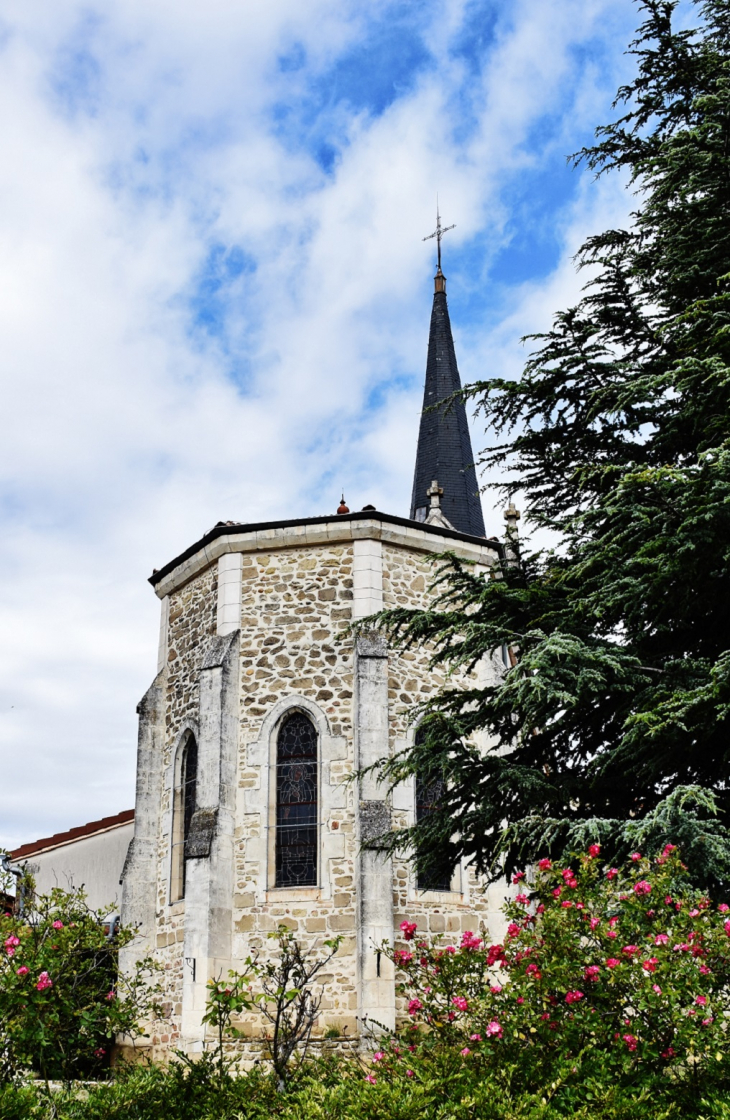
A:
[[370, 0, 730, 889]]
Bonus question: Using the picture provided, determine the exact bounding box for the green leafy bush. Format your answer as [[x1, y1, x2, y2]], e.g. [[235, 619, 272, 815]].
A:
[[3, 846, 730, 1118], [371, 844, 730, 1106], [0, 880, 159, 1083]]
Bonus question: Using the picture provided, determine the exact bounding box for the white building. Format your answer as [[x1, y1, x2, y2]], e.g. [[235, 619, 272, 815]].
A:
[[10, 809, 134, 914]]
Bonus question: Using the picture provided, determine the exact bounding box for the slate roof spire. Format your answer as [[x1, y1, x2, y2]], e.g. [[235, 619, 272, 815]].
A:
[[409, 256, 486, 537]]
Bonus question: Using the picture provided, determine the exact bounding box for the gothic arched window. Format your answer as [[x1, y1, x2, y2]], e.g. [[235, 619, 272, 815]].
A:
[[170, 732, 198, 902], [415, 726, 451, 892], [275, 712, 318, 888]]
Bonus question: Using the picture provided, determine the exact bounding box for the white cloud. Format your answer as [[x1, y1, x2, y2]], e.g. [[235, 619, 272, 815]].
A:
[[0, 0, 640, 846]]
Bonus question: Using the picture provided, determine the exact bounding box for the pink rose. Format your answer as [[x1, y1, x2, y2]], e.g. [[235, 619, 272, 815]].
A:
[[606, 930, 618, 939], [4, 935, 20, 958], [470, 1033, 482, 1041], [584, 965, 600, 982], [460, 1047, 471, 1057], [512, 871, 526, 884], [507, 923, 521, 938], [35, 971, 52, 991], [634, 880, 651, 896], [718, 903, 729, 913], [652, 984, 662, 995], [400, 921, 417, 941], [565, 990, 583, 1004], [452, 996, 468, 1012], [630, 852, 642, 862], [486, 1020, 502, 1038], [16, 966, 29, 977], [588, 844, 601, 857], [695, 995, 707, 1006], [408, 998, 422, 1015], [623, 1034, 638, 1051], [655, 933, 669, 945], [606, 869, 619, 880], [606, 958, 620, 969], [515, 894, 529, 905], [490, 983, 502, 993], [365, 1073, 377, 1085], [561, 868, 575, 882], [406, 1070, 414, 1078], [642, 957, 658, 972], [538, 858, 552, 870], [589, 917, 600, 931], [52, 921, 64, 930], [373, 1051, 385, 1062]]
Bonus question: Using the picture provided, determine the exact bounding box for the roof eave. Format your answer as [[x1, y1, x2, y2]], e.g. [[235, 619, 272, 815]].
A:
[[149, 510, 503, 590]]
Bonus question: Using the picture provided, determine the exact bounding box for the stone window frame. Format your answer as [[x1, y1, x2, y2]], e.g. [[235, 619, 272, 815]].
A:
[[247, 695, 347, 903], [167, 720, 200, 907], [274, 710, 319, 890], [395, 720, 465, 903]]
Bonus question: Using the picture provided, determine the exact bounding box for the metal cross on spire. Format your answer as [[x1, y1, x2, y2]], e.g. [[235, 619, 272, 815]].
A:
[[422, 201, 455, 272]]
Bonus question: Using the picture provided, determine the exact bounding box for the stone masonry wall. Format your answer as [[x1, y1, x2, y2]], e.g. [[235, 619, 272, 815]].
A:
[[231, 543, 358, 1042], [144, 532, 506, 1056], [150, 564, 218, 1051], [381, 542, 510, 1018]]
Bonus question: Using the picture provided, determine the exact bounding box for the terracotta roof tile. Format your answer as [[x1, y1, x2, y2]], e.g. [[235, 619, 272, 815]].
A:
[[10, 809, 134, 860]]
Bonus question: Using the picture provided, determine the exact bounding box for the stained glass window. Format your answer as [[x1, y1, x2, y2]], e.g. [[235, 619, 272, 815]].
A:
[[170, 732, 198, 901], [275, 712, 318, 887], [415, 727, 451, 891]]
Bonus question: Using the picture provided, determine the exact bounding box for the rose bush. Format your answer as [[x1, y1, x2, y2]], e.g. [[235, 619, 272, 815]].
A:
[[372, 845, 730, 1104], [0, 877, 160, 1083]]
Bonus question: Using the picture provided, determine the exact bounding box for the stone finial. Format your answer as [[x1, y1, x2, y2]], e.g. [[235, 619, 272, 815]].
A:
[[424, 479, 455, 530], [503, 501, 521, 534], [503, 501, 521, 567], [337, 494, 350, 515], [427, 479, 443, 508]]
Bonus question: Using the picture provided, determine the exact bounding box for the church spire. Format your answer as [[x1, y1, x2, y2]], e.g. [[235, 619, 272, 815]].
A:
[[410, 214, 486, 537]]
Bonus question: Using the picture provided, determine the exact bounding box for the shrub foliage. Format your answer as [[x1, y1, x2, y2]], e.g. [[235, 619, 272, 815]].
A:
[[0, 877, 159, 1083]]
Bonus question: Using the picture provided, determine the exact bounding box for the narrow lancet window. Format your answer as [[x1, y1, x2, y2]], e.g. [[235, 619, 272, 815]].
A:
[[275, 712, 318, 888], [415, 727, 451, 892], [170, 732, 198, 902]]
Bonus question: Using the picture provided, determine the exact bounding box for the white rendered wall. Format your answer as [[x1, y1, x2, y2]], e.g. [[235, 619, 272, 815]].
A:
[[16, 822, 134, 913]]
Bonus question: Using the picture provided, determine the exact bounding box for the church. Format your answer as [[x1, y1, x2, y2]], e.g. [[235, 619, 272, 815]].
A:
[[119, 252, 510, 1058]]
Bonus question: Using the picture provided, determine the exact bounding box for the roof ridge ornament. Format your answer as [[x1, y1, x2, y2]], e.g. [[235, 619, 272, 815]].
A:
[[423, 198, 455, 292]]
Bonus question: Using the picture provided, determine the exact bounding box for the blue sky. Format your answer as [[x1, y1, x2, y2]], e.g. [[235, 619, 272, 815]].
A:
[[0, 0, 647, 846]]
